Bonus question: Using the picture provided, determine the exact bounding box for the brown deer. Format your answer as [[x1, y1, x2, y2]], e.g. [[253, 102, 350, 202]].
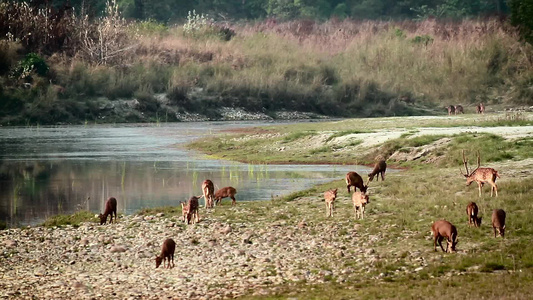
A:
[[324, 188, 338, 217], [214, 187, 237, 206], [447, 105, 455, 115], [99, 197, 117, 225], [368, 160, 387, 182], [155, 238, 176, 269], [460, 150, 500, 197], [352, 191, 369, 220], [202, 179, 215, 209], [466, 202, 482, 227], [346, 172, 368, 194], [431, 220, 459, 253], [492, 209, 506, 238], [454, 105, 464, 114], [181, 195, 201, 224], [476, 103, 485, 114]]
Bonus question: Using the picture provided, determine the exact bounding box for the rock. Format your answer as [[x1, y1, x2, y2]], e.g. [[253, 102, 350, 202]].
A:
[[221, 225, 232, 234], [156, 213, 165, 217], [335, 250, 344, 258], [110, 245, 127, 253], [144, 216, 155, 221], [4, 239, 17, 247], [365, 248, 375, 255], [80, 238, 89, 246]]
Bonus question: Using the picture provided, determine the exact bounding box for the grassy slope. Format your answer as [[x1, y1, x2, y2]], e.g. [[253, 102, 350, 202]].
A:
[[185, 113, 533, 299], [2, 18, 533, 125]]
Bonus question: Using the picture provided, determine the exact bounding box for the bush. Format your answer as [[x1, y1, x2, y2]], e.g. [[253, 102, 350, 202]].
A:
[[10, 53, 49, 80]]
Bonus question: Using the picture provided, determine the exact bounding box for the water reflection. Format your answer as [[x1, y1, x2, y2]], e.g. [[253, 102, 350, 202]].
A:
[[0, 122, 371, 226]]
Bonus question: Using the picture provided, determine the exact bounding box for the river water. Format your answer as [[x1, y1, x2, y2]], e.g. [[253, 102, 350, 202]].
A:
[[0, 121, 370, 226]]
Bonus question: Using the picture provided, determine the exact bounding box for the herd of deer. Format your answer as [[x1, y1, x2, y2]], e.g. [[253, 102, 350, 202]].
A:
[[324, 149, 505, 254], [96, 147, 504, 269], [447, 103, 485, 115]]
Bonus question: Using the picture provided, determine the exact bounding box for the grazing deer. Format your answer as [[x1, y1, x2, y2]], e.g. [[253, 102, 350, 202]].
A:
[[352, 191, 369, 220], [460, 150, 500, 197], [202, 179, 215, 209], [99, 197, 117, 225], [491, 209, 506, 238], [155, 238, 176, 269], [454, 105, 464, 114], [447, 105, 455, 115], [368, 160, 387, 182], [346, 172, 368, 194], [214, 187, 237, 206], [324, 188, 338, 217], [431, 220, 458, 253], [181, 195, 201, 224], [466, 202, 482, 227]]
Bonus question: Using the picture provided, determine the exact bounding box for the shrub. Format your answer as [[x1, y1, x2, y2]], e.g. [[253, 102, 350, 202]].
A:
[[10, 53, 49, 80]]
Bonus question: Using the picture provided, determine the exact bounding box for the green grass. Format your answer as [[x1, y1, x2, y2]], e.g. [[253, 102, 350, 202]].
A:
[[41, 210, 96, 227]]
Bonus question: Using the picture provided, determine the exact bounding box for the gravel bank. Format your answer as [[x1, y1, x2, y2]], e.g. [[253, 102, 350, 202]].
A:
[[0, 200, 425, 299]]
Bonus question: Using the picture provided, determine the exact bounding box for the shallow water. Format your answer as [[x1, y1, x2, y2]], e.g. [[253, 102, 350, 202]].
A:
[[0, 121, 372, 226]]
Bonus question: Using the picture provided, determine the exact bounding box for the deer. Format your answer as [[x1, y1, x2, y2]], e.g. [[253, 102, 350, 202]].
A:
[[476, 103, 485, 114], [447, 105, 455, 115], [99, 197, 117, 225], [324, 188, 338, 217], [492, 209, 506, 238], [431, 220, 458, 253], [214, 187, 237, 206], [368, 160, 387, 182], [155, 238, 176, 269], [345, 172, 368, 194], [466, 202, 482, 227], [181, 195, 201, 224], [352, 191, 369, 220], [202, 179, 215, 209], [460, 150, 500, 197], [454, 105, 464, 114]]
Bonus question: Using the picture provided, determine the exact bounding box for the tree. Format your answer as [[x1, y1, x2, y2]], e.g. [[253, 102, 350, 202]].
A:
[[508, 0, 533, 43]]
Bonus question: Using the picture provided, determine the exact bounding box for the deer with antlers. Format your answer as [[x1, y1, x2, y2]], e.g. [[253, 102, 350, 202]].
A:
[[460, 150, 500, 197]]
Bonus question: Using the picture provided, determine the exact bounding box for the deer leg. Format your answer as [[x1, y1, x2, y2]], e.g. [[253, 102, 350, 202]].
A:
[[171, 254, 174, 269], [438, 236, 446, 252], [433, 236, 438, 252], [361, 206, 365, 220], [231, 196, 236, 206], [381, 172, 385, 181], [477, 182, 483, 197], [347, 186, 351, 193]]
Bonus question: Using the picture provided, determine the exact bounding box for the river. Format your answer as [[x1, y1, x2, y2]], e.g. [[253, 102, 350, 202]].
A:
[[0, 121, 370, 226]]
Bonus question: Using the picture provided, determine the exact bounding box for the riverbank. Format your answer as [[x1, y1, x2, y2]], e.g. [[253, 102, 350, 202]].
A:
[[2, 11, 533, 126], [2, 114, 533, 298]]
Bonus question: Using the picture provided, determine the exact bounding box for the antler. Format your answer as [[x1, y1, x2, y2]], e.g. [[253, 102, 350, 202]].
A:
[[471, 150, 481, 175], [460, 150, 470, 176]]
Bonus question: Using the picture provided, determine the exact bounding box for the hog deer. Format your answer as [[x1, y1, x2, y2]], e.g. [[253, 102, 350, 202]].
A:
[[447, 105, 455, 115], [181, 195, 201, 224], [460, 150, 500, 197], [99, 197, 117, 225], [202, 179, 215, 209], [324, 188, 338, 217], [214, 187, 237, 206], [431, 220, 459, 253], [352, 191, 369, 220], [492, 209, 506, 238], [454, 105, 464, 114], [466, 202, 482, 227], [346, 172, 368, 194], [368, 160, 387, 182], [155, 238, 176, 269], [476, 103, 485, 114]]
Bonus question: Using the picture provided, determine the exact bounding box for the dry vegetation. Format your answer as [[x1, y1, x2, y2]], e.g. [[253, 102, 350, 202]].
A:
[[1, 1, 532, 125]]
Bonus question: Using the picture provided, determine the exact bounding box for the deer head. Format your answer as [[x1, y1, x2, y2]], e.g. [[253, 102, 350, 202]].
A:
[[460, 150, 481, 185]]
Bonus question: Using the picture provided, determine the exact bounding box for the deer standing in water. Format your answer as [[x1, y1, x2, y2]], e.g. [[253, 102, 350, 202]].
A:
[[460, 150, 500, 197]]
